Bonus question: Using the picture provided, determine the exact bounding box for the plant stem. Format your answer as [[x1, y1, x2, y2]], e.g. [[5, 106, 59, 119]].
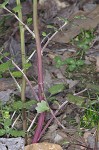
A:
[[32, 0, 45, 143], [38, 100, 68, 141], [16, 0, 27, 143]]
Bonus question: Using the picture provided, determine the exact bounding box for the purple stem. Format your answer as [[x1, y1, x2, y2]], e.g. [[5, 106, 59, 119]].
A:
[[32, 113, 45, 143], [32, 0, 45, 143]]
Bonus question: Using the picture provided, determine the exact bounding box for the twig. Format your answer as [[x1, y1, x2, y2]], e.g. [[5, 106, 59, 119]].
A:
[[50, 108, 66, 129], [4, 7, 35, 38], [73, 88, 87, 96], [41, 22, 67, 53], [26, 50, 36, 63], [11, 114, 21, 128], [11, 111, 16, 120], [41, 33, 51, 44], [27, 114, 38, 132], [9, 70, 21, 92], [70, 142, 91, 149]]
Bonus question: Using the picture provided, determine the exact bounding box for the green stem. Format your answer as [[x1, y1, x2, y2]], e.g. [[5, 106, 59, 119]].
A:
[[16, 0, 27, 143]]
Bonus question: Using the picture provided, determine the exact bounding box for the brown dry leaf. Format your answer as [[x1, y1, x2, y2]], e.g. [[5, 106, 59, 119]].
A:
[[67, 79, 79, 89], [83, 131, 92, 143], [0, 78, 17, 91], [84, 130, 99, 149], [25, 142, 63, 150], [53, 6, 99, 43], [39, 0, 68, 22], [0, 89, 14, 104], [41, 124, 58, 142], [44, 69, 52, 89], [22, 1, 32, 15], [53, 130, 69, 143], [96, 56, 99, 72], [4, 37, 21, 65]]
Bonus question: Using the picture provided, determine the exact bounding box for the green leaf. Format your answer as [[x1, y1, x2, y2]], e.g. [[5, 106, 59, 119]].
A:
[[76, 60, 84, 66], [48, 96, 56, 102], [13, 5, 22, 13], [47, 25, 53, 28], [77, 42, 83, 48], [23, 100, 37, 109], [12, 71, 22, 78], [0, 61, 13, 73], [49, 84, 65, 95], [74, 15, 86, 19], [0, 118, 4, 122], [3, 111, 10, 119], [65, 58, 75, 65], [83, 43, 90, 50], [0, 0, 9, 8], [54, 56, 64, 68], [11, 100, 37, 110], [54, 56, 61, 62], [4, 119, 12, 128], [87, 84, 99, 93], [56, 63, 64, 68], [0, 74, 2, 78], [27, 17, 32, 25], [57, 17, 68, 24], [0, 52, 9, 61], [12, 101, 23, 110], [36, 101, 49, 113], [47, 25, 57, 31], [0, 129, 6, 136], [67, 94, 85, 106], [68, 64, 76, 72], [9, 129, 25, 137], [24, 62, 32, 70], [42, 32, 47, 37]]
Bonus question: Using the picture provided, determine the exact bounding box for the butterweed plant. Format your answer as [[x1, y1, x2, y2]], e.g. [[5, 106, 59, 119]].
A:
[[0, 0, 68, 144]]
